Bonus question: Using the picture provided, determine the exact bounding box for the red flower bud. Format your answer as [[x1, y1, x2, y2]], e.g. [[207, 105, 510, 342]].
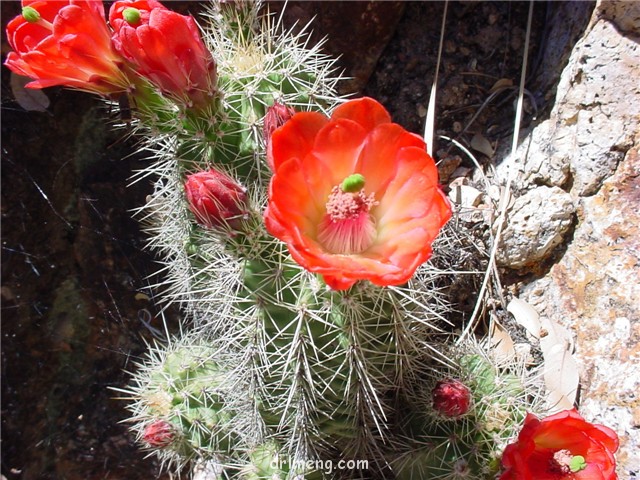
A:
[[143, 420, 175, 448], [432, 379, 471, 417], [109, 0, 217, 106], [184, 169, 248, 230], [264, 102, 296, 171], [264, 102, 296, 143]]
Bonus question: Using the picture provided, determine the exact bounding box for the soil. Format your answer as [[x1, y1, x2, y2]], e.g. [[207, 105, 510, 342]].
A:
[[0, 2, 593, 479]]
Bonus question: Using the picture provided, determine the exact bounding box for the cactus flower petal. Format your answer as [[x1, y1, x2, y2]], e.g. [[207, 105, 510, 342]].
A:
[[500, 409, 619, 480], [4, 0, 130, 94], [264, 97, 451, 290]]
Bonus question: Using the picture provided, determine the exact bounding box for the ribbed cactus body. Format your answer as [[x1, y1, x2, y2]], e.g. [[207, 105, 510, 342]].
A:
[[238, 241, 428, 465], [125, 339, 247, 470], [392, 348, 543, 480]]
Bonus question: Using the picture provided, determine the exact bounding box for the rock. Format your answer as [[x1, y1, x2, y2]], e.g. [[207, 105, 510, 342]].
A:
[[507, 4, 640, 474], [558, 16, 638, 196], [499, 120, 571, 192], [520, 134, 640, 478], [528, 2, 595, 102], [496, 186, 575, 269], [497, 0, 639, 197], [597, 0, 640, 35]]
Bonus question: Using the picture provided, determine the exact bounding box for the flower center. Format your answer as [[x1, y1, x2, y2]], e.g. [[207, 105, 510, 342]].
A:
[[317, 175, 378, 255], [123, 8, 142, 25], [548, 450, 587, 476]]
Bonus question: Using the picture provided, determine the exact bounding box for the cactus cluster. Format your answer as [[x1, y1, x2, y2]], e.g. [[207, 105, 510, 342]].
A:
[[4, 0, 551, 478], [115, 3, 546, 479]]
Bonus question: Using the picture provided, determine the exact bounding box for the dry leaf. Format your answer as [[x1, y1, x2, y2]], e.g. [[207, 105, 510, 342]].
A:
[[489, 319, 516, 364], [489, 78, 514, 94], [10, 73, 50, 112], [448, 184, 483, 207], [539, 316, 574, 354], [507, 297, 541, 339], [134, 292, 150, 302], [543, 342, 579, 412], [470, 133, 495, 158], [537, 316, 579, 412], [487, 184, 502, 202], [437, 155, 462, 182]]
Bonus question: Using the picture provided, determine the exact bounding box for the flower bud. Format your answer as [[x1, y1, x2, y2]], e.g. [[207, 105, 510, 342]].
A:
[[263, 102, 296, 143], [184, 169, 248, 230], [432, 379, 471, 417], [143, 420, 175, 448]]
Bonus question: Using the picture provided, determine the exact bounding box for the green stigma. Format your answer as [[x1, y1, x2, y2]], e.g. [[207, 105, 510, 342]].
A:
[[569, 455, 587, 472], [22, 6, 41, 23], [122, 7, 142, 25], [341, 174, 366, 193]]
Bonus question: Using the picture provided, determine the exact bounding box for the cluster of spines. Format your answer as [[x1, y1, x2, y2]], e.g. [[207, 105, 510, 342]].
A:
[[391, 342, 545, 480]]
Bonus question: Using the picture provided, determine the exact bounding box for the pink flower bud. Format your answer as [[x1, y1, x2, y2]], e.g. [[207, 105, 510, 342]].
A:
[[432, 379, 471, 417], [264, 102, 296, 171], [184, 169, 248, 230], [143, 420, 175, 448], [264, 102, 296, 142]]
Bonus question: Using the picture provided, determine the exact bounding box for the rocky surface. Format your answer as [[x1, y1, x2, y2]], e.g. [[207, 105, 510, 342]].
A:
[[520, 134, 640, 478], [496, 186, 575, 269], [498, 1, 639, 198], [510, 1, 640, 477]]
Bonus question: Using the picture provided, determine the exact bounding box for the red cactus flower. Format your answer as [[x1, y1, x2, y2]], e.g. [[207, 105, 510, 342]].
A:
[[143, 420, 175, 448], [500, 409, 619, 480], [264, 97, 451, 290], [184, 169, 248, 230], [4, 0, 130, 95], [109, 0, 216, 106], [432, 379, 471, 417]]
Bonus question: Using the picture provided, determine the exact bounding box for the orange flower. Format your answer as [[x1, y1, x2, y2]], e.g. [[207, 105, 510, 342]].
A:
[[109, 0, 216, 106], [500, 409, 619, 480], [4, 0, 130, 95], [264, 97, 451, 290]]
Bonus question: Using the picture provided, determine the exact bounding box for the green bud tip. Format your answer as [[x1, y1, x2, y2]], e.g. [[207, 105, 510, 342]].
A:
[[341, 173, 366, 193], [22, 6, 41, 23], [122, 7, 142, 25], [569, 455, 587, 473]]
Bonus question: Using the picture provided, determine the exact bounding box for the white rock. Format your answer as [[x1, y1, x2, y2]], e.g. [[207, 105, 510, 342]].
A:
[[496, 186, 575, 268], [496, 9, 639, 197]]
